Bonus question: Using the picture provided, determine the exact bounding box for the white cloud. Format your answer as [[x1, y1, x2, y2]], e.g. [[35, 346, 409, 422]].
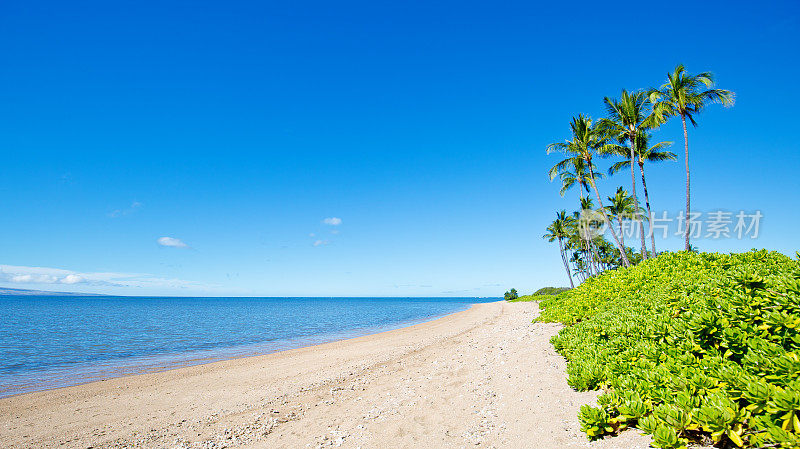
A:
[[308, 233, 316, 237], [0, 264, 214, 290], [313, 240, 329, 247], [157, 237, 188, 248], [322, 217, 342, 226], [109, 201, 142, 218], [61, 274, 84, 284], [330, 229, 340, 235]]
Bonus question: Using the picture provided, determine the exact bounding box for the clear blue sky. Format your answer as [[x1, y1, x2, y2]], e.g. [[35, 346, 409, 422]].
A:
[[1, 0, 798, 296]]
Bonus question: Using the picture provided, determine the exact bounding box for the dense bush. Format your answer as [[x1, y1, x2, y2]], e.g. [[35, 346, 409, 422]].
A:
[[538, 250, 800, 448]]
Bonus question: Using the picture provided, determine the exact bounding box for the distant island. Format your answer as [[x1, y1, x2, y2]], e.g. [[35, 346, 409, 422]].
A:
[[0, 287, 105, 296]]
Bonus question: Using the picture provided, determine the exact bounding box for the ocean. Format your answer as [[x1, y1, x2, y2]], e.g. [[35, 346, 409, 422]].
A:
[[0, 296, 498, 397]]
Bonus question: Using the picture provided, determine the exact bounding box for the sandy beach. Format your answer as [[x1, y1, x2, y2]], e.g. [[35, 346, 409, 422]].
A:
[[0, 301, 651, 449]]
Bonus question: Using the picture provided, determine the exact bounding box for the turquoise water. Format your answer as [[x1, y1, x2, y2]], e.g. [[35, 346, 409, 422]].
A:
[[0, 296, 497, 397]]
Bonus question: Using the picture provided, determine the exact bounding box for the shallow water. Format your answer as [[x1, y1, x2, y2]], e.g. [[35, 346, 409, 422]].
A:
[[0, 296, 497, 397]]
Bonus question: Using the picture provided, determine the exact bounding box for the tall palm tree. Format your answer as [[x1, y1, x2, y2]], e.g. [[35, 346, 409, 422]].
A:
[[598, 90, 657, 259], [649, 64, 735, 251], [607, 133, 676, 255], [543, 211, 575, 288], [547, 115, 630, 268]]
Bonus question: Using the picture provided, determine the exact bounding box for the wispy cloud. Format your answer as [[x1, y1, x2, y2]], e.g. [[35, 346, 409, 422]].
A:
[[109, 201, 142, 218], [157, 237, 188, 248], [322, 217, 342, 226], [313, 239, 329, 247], [0, 265, 213, 290], [441, 288, 481, 294]]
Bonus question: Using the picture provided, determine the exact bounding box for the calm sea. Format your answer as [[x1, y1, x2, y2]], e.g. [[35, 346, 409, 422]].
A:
[[0, 296, 497, 397]]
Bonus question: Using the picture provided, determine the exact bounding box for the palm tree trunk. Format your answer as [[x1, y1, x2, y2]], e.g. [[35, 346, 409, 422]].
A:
[[587, 162, 630, 268], [586, 240, 600, 275], [584, 241, 593, 277], [639, 161, 657, 256], [577, 183, 595, 277], [572, 256, 585, 282], [558, 237, 574, 288], [586, 239, 596, 276], [681, 114, 691, 251], [629, 135, 647, 259]]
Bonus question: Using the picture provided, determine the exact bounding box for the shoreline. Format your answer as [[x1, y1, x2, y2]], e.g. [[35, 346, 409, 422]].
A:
[[0, 301, 478, 399], [1, 301, 651, 449]]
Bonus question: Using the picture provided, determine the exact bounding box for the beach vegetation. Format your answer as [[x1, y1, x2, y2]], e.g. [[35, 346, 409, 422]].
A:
[[533, 287, 571, 296], [537, 250, 800, 448]]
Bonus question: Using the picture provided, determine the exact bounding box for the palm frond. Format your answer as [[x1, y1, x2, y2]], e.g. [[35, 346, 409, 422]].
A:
[[645, 150, 677, 162], [608, 160, 631, 175]]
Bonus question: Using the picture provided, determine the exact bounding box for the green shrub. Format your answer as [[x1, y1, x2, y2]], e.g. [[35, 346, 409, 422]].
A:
[[539, 250, 800, 448], [504, 288, 518, 301], [508, 287, 571, 302]]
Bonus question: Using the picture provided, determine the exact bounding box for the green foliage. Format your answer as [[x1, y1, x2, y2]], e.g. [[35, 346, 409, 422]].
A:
[[533, 287, 572, 296], [503, 288, 518, 301], [510, 288, 572, 303], [538, 250, 800, 447]]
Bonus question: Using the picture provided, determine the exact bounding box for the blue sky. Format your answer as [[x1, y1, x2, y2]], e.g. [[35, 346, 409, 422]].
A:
[[1, 0, 798, 296]]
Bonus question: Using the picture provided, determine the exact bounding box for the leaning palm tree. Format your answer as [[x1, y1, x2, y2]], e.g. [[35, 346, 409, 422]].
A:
[[547, 115, 630, 268], [598, 90, 658, 259], [543, 211, 575, 288], [607, 133, 676, 255], [649, 64, 735, 251]]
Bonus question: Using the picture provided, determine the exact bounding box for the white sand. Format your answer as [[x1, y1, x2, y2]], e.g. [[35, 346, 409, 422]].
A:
[[0, 301, 651, 448]]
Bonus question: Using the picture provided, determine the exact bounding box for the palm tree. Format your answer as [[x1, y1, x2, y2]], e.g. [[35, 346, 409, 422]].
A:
[[543, 211, 575, 288], [549, 157, 602, 199], [575, 197, 593, 276], [549, 158, 604, 277], [649, 64, 735, 251], [568, 251, 586, 283], [607, 133, 676, 255], [604, 187, 637, 248], [566, 211, 591, 280], [547, 115, 631, 268], [579, 196, 609, 276], [598, 90, 657, 259]]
